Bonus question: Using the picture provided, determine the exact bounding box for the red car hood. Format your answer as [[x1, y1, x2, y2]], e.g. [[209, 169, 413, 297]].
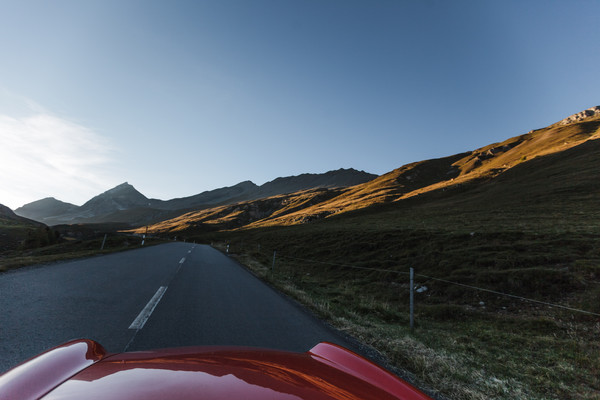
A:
[[0, 340, 432, 400]]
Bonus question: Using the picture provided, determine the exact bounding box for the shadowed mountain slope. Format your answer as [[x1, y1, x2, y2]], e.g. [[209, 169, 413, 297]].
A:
[[0, 204, 23, 221], [16, 169, 376, 226], [256, 169, 377, 198], [17, 183, 152, 225], [0, 203, 46, 252], [151, 169, 376, 211], [14, 198, 78, 223], [149, 181, 259, 211], [80, 182, 149, 215]]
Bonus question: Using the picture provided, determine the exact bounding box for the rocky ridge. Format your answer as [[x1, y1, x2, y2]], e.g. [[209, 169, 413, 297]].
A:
[[558, 105, 600, 125]]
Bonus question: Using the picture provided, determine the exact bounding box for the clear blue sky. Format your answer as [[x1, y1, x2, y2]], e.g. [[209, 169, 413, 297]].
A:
[[1, 0, 599, 209]]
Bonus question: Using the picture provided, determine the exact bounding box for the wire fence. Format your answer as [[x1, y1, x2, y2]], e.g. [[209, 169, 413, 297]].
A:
[[223, 242, 600, 318]]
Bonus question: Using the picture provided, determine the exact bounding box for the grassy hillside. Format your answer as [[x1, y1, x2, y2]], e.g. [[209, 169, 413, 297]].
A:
[[14, 197, 78, 223], [129, 188, 347, 235], [200, 137, 600, 310], [250, 114, 600, 227], [0, 204, 47, 252], [0, 218, 43, 252], [137, 114, 599, 233], [0, 220, 164, 272], [186, 135, 600, 398]]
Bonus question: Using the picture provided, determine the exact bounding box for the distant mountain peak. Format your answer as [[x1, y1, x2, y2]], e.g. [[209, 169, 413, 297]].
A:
[[93, 182, 145, 198], [558, 105, 600, 126], [106, 182, 135, 192], [80, 182, 149, 216], [22, 197, 63, 205], [14, 197, 79, 223]]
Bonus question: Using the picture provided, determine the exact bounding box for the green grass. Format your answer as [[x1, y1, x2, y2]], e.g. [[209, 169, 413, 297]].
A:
[[196, 184, 600, 400], [186, 141, 600, 398], [215, 236, 599, 399], [0, 220, 43, 253], [0, 235, 165, 272]]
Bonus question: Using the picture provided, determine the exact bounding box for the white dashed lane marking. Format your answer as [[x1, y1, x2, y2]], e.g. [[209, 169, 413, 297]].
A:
[[128, 286, 168, 330]]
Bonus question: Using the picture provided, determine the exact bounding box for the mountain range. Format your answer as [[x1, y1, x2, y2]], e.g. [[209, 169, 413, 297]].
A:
[[2, 105, 597, 400], [5, 105, 600, 238], [13, 168, 376, 226], [129, 105, 600, 235]]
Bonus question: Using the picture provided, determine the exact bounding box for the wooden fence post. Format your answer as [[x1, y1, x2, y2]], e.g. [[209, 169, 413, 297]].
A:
[[410, 267, 414, 332]]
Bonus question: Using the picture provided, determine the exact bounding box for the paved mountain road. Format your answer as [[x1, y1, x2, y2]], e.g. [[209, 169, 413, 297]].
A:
[[0, 243, 354, 373]]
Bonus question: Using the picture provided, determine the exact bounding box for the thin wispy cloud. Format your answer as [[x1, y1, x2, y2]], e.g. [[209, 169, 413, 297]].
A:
[[0, 105, 117, 209]]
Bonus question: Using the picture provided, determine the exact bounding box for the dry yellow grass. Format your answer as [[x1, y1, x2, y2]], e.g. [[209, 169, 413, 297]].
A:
[[131, 114, 600, 234]]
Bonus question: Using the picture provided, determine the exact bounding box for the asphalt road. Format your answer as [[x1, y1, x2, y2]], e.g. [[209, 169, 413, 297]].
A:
[[0, 243, 355, 373]]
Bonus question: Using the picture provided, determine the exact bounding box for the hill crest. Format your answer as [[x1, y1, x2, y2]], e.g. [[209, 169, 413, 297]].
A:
[[15, 197, 79, 223], [557, 105, 600, 126], [133, 105, 600, 234], [81, 182, 149, 213]]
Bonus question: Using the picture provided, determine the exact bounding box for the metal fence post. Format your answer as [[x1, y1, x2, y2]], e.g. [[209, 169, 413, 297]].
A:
[[410, 267, 414, 332]]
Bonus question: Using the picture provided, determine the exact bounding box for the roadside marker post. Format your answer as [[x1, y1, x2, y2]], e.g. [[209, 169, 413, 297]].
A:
[[410, 267, 415, 332]]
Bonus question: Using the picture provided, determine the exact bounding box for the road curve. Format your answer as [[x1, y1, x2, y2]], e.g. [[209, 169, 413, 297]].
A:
[[0, 243, 353, 373]]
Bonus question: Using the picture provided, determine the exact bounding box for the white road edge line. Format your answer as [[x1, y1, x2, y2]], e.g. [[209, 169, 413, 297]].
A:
[[128, 286, 168, 330]]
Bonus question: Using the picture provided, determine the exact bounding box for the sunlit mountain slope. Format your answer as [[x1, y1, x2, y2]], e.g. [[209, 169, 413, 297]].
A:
[[135, 106, 600, 234], [247, 110, 600, 228]]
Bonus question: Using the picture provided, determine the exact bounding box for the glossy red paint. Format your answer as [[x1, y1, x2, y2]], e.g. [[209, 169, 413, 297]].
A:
[[309, 342, 432, 400], [0, 340, 433, 400], [0, 339, 107, 400]]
